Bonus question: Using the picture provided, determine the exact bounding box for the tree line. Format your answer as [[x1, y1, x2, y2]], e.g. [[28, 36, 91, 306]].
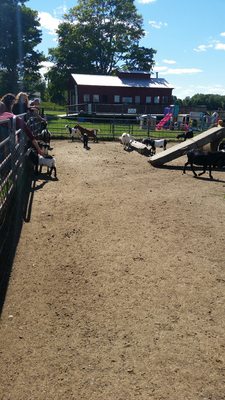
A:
[[174, 94, 225, 112], [0, 0, 224, 111]]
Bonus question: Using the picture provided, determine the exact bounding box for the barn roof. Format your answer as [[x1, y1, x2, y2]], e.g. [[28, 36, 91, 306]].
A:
[[71, 73, 173, 89]]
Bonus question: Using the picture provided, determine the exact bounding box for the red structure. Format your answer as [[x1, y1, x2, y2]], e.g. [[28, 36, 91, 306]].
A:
[[68, 71, 174, 115]]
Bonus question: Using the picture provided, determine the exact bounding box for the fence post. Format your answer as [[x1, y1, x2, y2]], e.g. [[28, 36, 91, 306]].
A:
[[112, 121, 115, 140]]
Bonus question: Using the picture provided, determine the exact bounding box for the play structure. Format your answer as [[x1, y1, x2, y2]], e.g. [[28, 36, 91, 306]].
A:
[[149, 125, 225, 167], [155, 112, 173, 130], [140, 105, 222, 132], [155, 105, 179, 130]]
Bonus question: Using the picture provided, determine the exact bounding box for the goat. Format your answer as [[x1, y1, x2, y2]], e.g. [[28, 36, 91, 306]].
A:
[[38, 141, 50, 156], [38, 155, 57, 178], [183, 150, 225, 179], [36, 122, 51, 145], [142, 138, 167, 154], [26, 148, 57, 178], [82, 133, 89, 149], [120, 132, 135, 148], [177, 130, 194, 141], [74, 124, 99, 143], [65, 125, 81, 142], [218, 141, 225, 151]]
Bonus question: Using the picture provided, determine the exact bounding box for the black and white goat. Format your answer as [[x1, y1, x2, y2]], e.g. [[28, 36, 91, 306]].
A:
[[38, 141, 50, 156], [142, 138, 167, 154], [37, 122, 52, 146], [65, 125, 81, 142], [27, 148, 57, 178], [38, 154, 57, 178]]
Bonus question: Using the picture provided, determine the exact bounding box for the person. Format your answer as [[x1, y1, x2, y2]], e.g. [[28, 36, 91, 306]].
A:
[[12, 92, 29, 116], [0, 93, 44, 155], [27, 97, 45, 125], [0, 101, 6, 114]]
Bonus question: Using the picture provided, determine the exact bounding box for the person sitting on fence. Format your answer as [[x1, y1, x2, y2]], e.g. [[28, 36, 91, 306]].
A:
[[29, 98, 45, 118], [0, 93, 44, 156]]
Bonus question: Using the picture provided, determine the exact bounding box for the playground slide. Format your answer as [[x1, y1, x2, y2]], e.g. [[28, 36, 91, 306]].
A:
[[149, 126, 225, 167], [156, 113, 172, 130]]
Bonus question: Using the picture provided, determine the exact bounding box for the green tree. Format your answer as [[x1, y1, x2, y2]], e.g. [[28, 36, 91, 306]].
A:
[[121, 45, 156, 71], [0, 0, 45, 95], [48, 0, 156, 102], [180, 94, 225, 111]]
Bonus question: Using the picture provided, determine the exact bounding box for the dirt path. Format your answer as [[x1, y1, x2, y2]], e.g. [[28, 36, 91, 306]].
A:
[[1, 140, 225, 400]]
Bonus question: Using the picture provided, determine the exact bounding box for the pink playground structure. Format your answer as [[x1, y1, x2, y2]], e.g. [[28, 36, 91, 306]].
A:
[[156, 112, 172, 130]]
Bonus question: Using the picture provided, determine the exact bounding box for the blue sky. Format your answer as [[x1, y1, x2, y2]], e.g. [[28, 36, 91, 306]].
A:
[[27, 0, 225, 99]]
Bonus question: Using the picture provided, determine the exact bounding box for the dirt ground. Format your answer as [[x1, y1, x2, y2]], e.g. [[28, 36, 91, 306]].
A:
[[0, 139, 225, 400]]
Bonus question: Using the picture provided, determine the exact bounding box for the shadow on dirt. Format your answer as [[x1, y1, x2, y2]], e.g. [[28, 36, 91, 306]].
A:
[[154, 164, 225, 183], [0, 161, 59, 315]]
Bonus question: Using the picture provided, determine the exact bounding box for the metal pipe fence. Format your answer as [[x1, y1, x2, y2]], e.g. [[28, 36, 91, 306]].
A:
[[0, 115, 42, 256], [0, 119, 26, 249], [46, 115, 177, 141]]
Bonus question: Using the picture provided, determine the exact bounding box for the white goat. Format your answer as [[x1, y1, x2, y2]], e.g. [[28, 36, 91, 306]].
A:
[[38, 155, 57, 178], [120, 132, 135, 148]]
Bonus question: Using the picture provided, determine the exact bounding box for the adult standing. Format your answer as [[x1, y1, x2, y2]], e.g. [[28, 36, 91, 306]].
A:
[[0, 93, 44, 155], [12, 92, 29, 116]]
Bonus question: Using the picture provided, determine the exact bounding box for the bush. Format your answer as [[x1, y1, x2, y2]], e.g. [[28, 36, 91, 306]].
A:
[[41, 101, 65, 112]]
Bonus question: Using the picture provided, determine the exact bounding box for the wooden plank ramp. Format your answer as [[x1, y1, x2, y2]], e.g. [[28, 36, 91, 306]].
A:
[[129, 140, 151, 156], [149, 126, 225, 167]]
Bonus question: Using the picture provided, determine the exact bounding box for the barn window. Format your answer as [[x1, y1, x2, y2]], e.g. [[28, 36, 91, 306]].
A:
[[93, 94, 99, 103], [114, 95, 120, 103], [146, 96, 151, 104], [122, 97, 132, 104], [83, 94, 90, 102], [135, 96, 140, 104], [162, 96, 169, 103], [154, 96, 160, 104]]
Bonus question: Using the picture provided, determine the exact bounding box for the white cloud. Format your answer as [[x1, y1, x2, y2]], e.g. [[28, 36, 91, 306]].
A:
[[162, 68, 202, 75], [162, 59, 176, 65], [194, 37, 225, 52], [153, 66, 168, 72], [215, 42, 225, 50], [38, 11, 61, 35], [193, 44, 213, 52], [174, 84, 225, 99], [39, 61, 54, 76], [148, 20, 168, 29], [153, 66, 202, 75]]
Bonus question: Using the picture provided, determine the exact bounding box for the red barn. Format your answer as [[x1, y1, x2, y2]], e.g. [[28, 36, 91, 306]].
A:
[[68, 70, 174, 115]]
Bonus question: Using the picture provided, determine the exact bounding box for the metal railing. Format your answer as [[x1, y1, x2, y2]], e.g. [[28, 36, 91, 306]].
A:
[[0, 118, 26, 246], [0, 114, 43, 255], [46, 114, 177, 141]]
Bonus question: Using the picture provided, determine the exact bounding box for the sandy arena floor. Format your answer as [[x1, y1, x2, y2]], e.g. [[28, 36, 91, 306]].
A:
[[0, 140, 225, 400]]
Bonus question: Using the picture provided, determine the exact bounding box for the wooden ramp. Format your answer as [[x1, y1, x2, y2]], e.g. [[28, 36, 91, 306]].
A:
[[129, 140, 151, 156], [149, 126, 225, 167]]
